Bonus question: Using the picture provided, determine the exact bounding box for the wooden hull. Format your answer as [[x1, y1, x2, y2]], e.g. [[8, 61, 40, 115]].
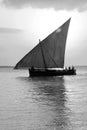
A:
[[29, 68, 76, 77]]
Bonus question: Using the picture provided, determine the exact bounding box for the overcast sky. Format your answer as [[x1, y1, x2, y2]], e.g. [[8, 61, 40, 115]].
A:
[[2, 0, 87, 11], [0, 0, 87, 66]]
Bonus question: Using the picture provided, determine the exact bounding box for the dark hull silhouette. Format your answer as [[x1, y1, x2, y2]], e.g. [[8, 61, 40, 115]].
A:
[[29, 68, 76, 77]]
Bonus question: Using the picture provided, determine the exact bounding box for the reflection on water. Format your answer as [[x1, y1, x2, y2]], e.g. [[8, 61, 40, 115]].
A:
[[20, 76, 72, 130], [30, 77, 66, 108]]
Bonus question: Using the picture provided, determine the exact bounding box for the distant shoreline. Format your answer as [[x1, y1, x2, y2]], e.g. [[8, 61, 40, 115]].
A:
[[0, 66, 14, 68], [0, 65, 87, 68]]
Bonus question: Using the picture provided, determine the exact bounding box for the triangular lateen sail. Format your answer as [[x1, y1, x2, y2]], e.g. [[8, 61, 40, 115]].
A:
[[15, 18, 71, 69]]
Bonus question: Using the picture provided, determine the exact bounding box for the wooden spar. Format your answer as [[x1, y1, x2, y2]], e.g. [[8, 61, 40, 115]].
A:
[[39, 39, 47, 69]]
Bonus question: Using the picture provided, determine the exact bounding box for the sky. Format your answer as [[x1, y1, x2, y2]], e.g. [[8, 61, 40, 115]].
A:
[[0, 0, 87, 66]]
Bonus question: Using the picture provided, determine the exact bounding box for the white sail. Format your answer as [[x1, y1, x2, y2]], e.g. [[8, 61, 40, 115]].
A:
[[15, 18, 71, 69]]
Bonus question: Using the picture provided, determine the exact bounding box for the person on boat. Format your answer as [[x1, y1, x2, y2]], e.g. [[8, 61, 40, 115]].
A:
[[72, 66, 74, 70], [31, 66, 34, 71], [65, 67, 68, 72], [69, 66, 71, 70], [65, 67, 67, 70]]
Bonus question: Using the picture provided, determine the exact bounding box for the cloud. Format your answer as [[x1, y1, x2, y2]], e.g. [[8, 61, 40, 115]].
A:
[[1, 0, 87, 11], [0, 28, 23, 33]]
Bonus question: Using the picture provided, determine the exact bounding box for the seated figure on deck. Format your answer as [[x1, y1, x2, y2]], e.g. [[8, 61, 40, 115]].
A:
[[31, 66, 34, 71], [69, 66, 71, 70], [72, 66, 74, 70]]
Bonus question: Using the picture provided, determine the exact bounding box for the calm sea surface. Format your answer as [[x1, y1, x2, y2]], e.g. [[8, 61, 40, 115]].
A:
[[0, 66, 87, 130]]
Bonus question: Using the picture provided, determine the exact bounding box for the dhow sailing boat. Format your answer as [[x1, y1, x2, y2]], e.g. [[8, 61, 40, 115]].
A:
[[15, 18, 76, 76]]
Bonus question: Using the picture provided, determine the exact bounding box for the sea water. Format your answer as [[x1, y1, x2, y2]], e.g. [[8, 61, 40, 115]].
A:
[[0, 66, 87, 130]]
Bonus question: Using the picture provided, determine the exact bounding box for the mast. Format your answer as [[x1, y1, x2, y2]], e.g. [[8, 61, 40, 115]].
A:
[[39, 39, 47, 69], [45, 49, 59, 68]]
